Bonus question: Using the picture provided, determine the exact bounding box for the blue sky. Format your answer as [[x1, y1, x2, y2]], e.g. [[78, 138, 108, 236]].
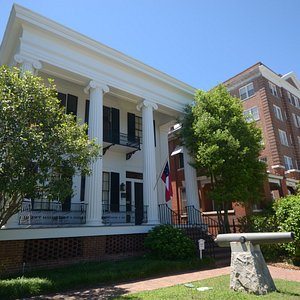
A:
[[1, 0, 300, 91]]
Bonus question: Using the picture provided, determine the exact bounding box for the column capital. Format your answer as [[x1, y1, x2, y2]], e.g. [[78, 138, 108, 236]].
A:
[[14, 54, 42, 73], [84, 80, 109, 94], [137, 99, 158, 111]]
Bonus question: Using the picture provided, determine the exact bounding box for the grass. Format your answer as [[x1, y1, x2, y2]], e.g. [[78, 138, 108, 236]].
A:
[[0, 256, 213, 299], [116, 275, 300, 300]]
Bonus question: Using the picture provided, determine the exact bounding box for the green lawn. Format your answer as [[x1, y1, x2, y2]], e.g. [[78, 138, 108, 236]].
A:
[[0, 256, 213, 299], [116, 275, 300, 300]]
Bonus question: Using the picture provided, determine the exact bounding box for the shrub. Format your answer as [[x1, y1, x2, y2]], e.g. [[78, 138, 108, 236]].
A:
[[144, 225, 195, 260], [274, 195, 300, 265]]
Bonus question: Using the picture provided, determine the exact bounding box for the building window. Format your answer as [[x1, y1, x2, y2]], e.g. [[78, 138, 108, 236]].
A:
[[239, 82, 255, 100], [292, 113, 300, 128], [279, 129, 289, 146], [269, 82, 278, 97], [180, 187, 187, 211], [273, 105, 283, 121], [289, 94, 300, 108], [102, 172, 110, 212], [178, 153, 184, 169], [128, 113, 142, 144], [243, 106, 259, 122], [284, 156, 293, 170], [57, 92, 78, 117]]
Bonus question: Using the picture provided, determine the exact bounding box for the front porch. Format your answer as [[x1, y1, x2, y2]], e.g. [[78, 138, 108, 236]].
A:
[[18, 200, 148, 227]]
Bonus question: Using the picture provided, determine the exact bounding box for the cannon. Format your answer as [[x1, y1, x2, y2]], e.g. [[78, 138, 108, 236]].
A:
[[215, 232, 294, 247], [214, 232, 294, 295]]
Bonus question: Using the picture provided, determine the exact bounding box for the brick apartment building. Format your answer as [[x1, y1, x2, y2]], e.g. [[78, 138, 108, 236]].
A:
[[169, 62, 300, 221]]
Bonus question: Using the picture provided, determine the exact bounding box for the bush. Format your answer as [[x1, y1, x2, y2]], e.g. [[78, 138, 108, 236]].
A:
[[238, 212, 283, 261], [144, 225, 195, 260], [274, 195, 300, 265]]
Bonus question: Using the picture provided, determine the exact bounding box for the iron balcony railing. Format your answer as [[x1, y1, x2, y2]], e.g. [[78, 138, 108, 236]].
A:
[[19, 200, 87, 226], [102, 204, 148, 225], [104, 132, 141, 149]]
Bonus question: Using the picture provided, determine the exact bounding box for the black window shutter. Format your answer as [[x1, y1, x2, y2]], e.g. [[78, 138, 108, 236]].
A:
[[110, 172, 120, 212], [57, 92, 66, 108], [66, 94, 78, 117], [111, 108, 120, 144], [153, 120, 156, 147], [128, 113, 135, 142], [103, 106, 111, 142], [85, 100, 90, 124], [80, 176, 86, 202]]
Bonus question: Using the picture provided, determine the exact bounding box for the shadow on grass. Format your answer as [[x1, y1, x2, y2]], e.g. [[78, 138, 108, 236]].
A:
[[276, 289, 300, 297], [23, 285, 134, 300]]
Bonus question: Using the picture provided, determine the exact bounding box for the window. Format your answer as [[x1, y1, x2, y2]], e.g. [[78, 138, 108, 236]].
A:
[[239, 82, 255, 100], [57, 92, 78, 117], [103, 106, 120, 144], [273, 105, 283, 121], [128, 113, 142, 144], [178, 153, 184, 169], [269, 82, 278, 97], [279, 129, 289, 146], [284, 156, 293, 170], [243, 106, 259, 122], [292, 113, 300, 128], [102, 172, 110, 212], [298, 136, 300, 146]]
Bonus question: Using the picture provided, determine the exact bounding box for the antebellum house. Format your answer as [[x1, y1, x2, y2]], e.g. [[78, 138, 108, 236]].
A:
[[169, 63, 300, 225], [0, 4, 200, 274]]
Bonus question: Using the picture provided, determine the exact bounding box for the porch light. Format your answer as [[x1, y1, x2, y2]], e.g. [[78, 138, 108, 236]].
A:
[[120, 182, 126, 191]]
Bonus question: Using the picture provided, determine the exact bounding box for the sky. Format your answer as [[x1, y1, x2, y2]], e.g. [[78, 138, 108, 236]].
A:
[[0, 0, 300, 91]]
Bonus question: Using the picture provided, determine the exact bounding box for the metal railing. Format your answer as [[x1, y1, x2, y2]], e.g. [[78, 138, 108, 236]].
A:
[[19, 200, 87, 225], [104, 132, 140, 149], [102, 204, 148, 225]]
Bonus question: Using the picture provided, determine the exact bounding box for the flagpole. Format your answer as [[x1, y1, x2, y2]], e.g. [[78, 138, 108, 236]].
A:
[[153, 157, 168, 190]]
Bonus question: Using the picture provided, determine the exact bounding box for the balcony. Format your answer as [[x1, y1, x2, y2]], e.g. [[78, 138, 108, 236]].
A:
[[19, 200, 87, 226], [103, 132, 140, 159]]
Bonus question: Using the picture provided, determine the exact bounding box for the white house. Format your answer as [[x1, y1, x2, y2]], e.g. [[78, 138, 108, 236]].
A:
[[0, 5, 200, 273]]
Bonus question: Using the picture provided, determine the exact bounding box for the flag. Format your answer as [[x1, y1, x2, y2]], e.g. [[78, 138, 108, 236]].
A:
[[161, 162, 173, 201]]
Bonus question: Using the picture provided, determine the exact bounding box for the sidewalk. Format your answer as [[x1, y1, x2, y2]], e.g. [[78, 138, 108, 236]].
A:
[[26, 264, 300, 300]]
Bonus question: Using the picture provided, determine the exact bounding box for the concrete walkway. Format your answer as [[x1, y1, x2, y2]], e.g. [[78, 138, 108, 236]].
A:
[[26, 264, 300, 300]]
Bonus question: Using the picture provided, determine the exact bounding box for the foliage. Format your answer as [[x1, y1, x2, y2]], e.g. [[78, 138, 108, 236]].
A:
[[0, 256, 212, 299], [181, 85, 266, 232], [144, 225, 196, 260], [0, 66, 100, 227], [274, 195, 300, 265], [238, 211, 284, 261], [118, 276, 300, 300]]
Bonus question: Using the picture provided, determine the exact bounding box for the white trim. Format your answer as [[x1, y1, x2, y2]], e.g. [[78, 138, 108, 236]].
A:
[[271, 165, 285, 170], [171, 146, 183, 156], [285, 169, 300, 174], [268, 173, 283, 180], [202, 210, 235, 216], [0, 225, 154, 241]]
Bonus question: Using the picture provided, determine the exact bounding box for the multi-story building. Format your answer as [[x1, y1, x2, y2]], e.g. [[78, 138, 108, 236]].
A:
[[169, 62, 300, 222], [224, 62, 300, 200]]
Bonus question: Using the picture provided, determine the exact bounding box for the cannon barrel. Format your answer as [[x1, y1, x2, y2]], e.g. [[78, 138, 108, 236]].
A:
[[215, 232, 294, 247]]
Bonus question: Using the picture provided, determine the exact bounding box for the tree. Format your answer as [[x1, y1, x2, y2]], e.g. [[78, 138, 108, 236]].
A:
[[181, 85, 266, 232], [0, 66, 100, 227]]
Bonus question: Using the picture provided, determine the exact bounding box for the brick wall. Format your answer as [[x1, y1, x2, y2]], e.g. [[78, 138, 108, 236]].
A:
[[0, 233, 147, 276]]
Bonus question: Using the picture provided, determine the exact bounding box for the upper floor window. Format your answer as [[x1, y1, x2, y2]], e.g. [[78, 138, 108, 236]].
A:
[[243, 106, 259, 122], [57, 92, 78, 117], [239, 83, 255, 100], [279, 129, 289, 146], [292, 113, 300, 128], [273, 105, 283, 121], [128, 113, 142, 144], [269, 82, 278, 97], [284, 156, 293, 170]]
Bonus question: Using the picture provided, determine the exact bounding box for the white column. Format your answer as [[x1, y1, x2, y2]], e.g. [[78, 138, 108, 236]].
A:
[[84, 80, 109, 226], [183, 146, 200, 210], [137, 100, 159, 224], [14, 54, 42, 75]]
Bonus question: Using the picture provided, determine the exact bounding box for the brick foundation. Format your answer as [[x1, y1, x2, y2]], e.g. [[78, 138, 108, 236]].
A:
[[0, 233, 147, 276]]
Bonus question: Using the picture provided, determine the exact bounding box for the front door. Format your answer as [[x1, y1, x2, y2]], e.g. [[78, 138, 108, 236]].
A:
[[134, 182, 143, 225]]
